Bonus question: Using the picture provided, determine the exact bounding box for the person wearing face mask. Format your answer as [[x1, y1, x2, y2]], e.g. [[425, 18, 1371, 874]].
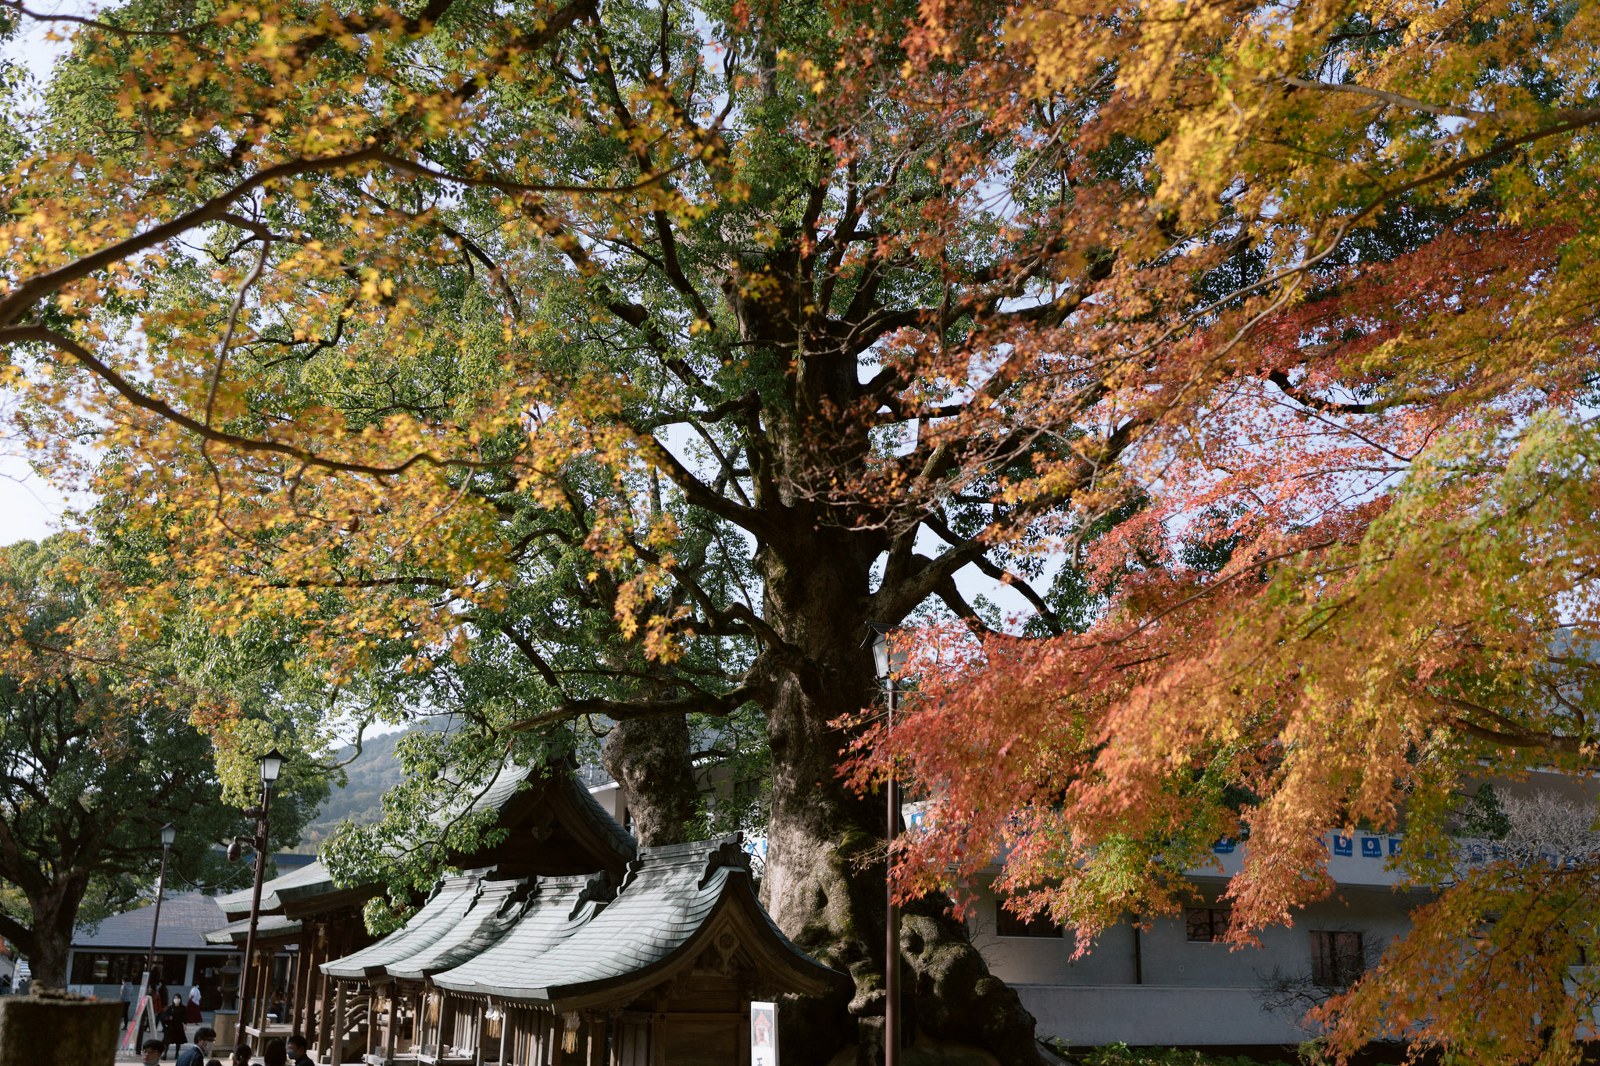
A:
[[159, 995, 188, 1059]]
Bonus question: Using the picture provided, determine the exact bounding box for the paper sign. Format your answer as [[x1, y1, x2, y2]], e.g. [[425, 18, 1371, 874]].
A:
[[751, 1000, 777, 1066]]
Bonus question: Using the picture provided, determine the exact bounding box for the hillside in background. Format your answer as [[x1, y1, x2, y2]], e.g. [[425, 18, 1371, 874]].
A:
[[299, 727, 414, 846]]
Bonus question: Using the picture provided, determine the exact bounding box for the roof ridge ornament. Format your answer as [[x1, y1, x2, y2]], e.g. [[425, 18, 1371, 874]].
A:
[[698, 836, 752, 890], [569, 872, 617, 920]]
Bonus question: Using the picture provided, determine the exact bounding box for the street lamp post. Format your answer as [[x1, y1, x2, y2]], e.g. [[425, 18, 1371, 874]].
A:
[[130, 822, 176, 1044], [235, 748, 284, 1039], [867, 624, 900, 1066]]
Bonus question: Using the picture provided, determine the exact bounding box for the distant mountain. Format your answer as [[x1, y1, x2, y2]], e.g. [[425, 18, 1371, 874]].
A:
[[298, 728, 414, 846], [298, 720, 611, 848]]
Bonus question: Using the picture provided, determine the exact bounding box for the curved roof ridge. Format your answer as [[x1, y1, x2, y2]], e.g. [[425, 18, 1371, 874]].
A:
[[319, 877, 482, 981], [428, 875, 596, 997], [384, 878, 532, 982]]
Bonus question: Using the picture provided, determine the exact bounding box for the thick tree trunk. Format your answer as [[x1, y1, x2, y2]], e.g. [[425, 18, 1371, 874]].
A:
[[756, 539, 1044, 1066], [22, 887, 80, 990], [601, 714, 700, 846], [762, 660, 886, 1060]]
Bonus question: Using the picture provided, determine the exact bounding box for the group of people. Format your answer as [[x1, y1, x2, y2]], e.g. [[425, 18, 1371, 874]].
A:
[[140, 1030, 318, 1066]]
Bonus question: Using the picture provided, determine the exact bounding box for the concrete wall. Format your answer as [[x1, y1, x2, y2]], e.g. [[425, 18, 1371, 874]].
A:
[[972, 878, 1419, 1044], [1014, 984, 1315, 1047], [973, 883, 1415, 985]]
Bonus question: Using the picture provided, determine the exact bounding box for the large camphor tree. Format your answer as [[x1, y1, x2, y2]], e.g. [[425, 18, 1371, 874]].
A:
[[3, 0, 1598, 1060]]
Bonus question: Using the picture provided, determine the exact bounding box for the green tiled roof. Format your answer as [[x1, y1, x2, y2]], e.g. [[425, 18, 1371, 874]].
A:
[[413, 835, 840, 1008], [385, 878, 530, 981], [203, 913, 301, 946], [319, 876, 484, 981], [74, 893, 230, 952], [215, 860, 334, 918], [425, 873, 605, 999]]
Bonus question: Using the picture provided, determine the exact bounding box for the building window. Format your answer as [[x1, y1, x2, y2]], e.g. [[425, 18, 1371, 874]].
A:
[[995, 905, 1062, 938], [1185, 907, 1231, 942], [1311, 930, 1365, 987], [69, 951, 188, 986]]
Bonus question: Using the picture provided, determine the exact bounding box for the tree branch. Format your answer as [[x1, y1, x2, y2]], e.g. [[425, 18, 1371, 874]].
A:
[[2, 326, 507, 478], [0, 145, 389, 329]]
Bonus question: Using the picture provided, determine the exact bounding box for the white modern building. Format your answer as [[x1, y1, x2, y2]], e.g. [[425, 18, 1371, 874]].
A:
[[963, 768, 1599, 1049], [965, 831, 1418, 1049]]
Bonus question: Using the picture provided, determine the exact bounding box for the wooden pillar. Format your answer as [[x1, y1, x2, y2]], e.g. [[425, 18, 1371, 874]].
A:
[[302, 915, 321, 1030], [649, 1011, 665, 1066], [260, 948, 273, 1034], [290, 937, 308, 1036], [328, 984, 345, 1066], [247, 949, 261, 1036], [441, 991, 456, 1057], [317, 932, 336, 1060], [383, 988, 399, 1066], [255, 948, 271, 1035]]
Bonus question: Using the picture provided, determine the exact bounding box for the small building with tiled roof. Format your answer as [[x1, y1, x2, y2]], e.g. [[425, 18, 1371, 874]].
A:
[[320, 835, 843, 1066], [65, 892, 235, 1010], [208, 760, 652, 1061]]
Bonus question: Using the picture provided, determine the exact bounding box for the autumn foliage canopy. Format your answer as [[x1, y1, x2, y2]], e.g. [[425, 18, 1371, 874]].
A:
[[2, 0, 1599, 1059], [841, 1, 1600, 1060]]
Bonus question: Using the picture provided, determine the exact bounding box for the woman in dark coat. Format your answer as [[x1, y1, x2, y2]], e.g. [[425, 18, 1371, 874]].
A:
[[160, 994, 187, 1059]]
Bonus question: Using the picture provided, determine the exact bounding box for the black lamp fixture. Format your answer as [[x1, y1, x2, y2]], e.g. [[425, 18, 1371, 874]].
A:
[[259, 747, 285, 786], [866, 621, 893, 680]]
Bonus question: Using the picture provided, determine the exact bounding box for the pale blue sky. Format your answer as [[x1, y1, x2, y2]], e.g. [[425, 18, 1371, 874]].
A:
[[2, 7, 79, 545]]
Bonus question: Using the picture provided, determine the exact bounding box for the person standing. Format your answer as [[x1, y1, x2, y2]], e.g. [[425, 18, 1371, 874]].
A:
[[229, 1041, 252, 1066], [262, 1037, 288, 1066], [187, 983, 204, 1024], [141, 1039, 166, 1066], [176, 1026, 216, 1066], [159, 994, 188, 1059]]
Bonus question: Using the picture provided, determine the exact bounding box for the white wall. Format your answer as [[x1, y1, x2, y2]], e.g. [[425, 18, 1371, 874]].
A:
[[972, 879, 1419, 1045], [1015, 984, 1315, 1047]]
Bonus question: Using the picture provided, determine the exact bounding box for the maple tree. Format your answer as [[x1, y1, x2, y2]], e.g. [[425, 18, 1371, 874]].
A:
[[837, 2, 1600, 1063], [2, 0, 1597, 1062]]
